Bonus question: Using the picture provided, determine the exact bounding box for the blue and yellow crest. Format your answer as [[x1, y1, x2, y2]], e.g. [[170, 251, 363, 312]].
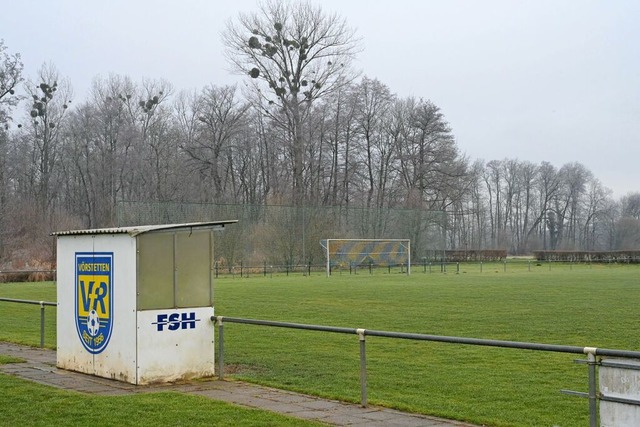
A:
[[75, 253, 114, 354]]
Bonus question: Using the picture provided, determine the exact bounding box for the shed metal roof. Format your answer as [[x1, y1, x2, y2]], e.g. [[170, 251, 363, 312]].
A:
[[52, 220, 238, 237]]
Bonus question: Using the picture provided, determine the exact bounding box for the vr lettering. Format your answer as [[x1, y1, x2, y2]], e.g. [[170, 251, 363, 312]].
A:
[[79, 279, 108, 315]]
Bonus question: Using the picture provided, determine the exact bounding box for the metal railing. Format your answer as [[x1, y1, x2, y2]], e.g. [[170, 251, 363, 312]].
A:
[[212, 315, 640, 427], [0, 298, 56, 348], [209, 259, 639, 278]]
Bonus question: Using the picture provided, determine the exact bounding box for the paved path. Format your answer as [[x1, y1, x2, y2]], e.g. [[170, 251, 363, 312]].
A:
[[0, 342, 477, 427]]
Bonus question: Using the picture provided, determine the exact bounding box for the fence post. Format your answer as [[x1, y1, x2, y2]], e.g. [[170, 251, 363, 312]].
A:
[[40, 301, 45, 348], [586, 350, 598, 427], [456, 262, 460, 274], [357, 329, 367, 407], [216, 316, 225, 380]]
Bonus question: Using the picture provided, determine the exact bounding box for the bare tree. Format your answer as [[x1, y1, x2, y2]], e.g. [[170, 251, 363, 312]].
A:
[[69, 75, 138, 226], [581, 178, 611, 250], [615, 217, 640, 250], [182, 85, 248, 202], [223, 0, 360, 205], [514, 160, 537, 252], [553, 162, 592, 249], [621, 192, 640, 220], [465, 160, 488, 250], [535, 161, 561, 249], [353, 76, 395, 209], [319, 83, 359, 208], [23, 63, 73, 216], [0, 41, 23, 262], [0, 40, 23, 126], [483, 160, 502, 248]]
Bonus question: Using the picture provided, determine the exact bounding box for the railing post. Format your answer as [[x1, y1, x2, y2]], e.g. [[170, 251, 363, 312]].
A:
[[586, 349, 598, 427], [40, 301, 45, 348], [216, 316, 225, 380], [357, 328, 367, 407]]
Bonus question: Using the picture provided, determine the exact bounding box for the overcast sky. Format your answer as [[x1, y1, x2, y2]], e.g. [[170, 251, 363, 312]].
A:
[[2, 0, 638, 198]]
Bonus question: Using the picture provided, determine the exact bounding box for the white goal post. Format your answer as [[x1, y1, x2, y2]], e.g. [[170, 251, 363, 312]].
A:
[[320, 239, 411, 277]]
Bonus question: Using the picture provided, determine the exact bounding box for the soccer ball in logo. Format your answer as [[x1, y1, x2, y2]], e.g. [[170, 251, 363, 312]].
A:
[[87, 310, 100, 336]]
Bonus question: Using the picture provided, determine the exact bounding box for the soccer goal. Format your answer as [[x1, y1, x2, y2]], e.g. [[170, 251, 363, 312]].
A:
[[320, 239, 411, 276]]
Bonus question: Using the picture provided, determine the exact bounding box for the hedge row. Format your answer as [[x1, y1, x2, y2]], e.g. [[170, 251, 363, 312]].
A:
[[432, 250, 508, 262], [533, 251, 640, 263], [0, 270, 56, 283]]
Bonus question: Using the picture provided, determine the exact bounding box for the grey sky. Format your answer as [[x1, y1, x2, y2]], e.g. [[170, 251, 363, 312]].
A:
[[2, 0, 638, 198]]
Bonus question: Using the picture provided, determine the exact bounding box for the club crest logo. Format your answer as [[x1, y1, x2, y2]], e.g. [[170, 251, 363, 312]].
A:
[[75, 253, 114, 354]]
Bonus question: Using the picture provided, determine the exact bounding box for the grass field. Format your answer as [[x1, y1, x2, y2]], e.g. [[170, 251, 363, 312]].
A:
[[1, 262, 639, 426], [0, 366, 322, 427]]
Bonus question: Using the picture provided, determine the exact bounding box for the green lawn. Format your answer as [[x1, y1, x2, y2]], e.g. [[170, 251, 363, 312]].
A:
[[0, 371, 323, 427], [0, 282, 57, 347], [2, 264, 639, 426]]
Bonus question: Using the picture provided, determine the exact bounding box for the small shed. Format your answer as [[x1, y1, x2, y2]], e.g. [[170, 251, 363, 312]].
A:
[[53, 220, 237, 384]]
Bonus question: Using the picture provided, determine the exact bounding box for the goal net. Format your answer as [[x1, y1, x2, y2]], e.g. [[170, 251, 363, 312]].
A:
[[320, 239, 411, 276]]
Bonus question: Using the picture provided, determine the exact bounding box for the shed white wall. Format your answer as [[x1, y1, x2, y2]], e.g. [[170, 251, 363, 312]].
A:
[[57, 234, 138, 382], [136, 307, 215, 384]]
